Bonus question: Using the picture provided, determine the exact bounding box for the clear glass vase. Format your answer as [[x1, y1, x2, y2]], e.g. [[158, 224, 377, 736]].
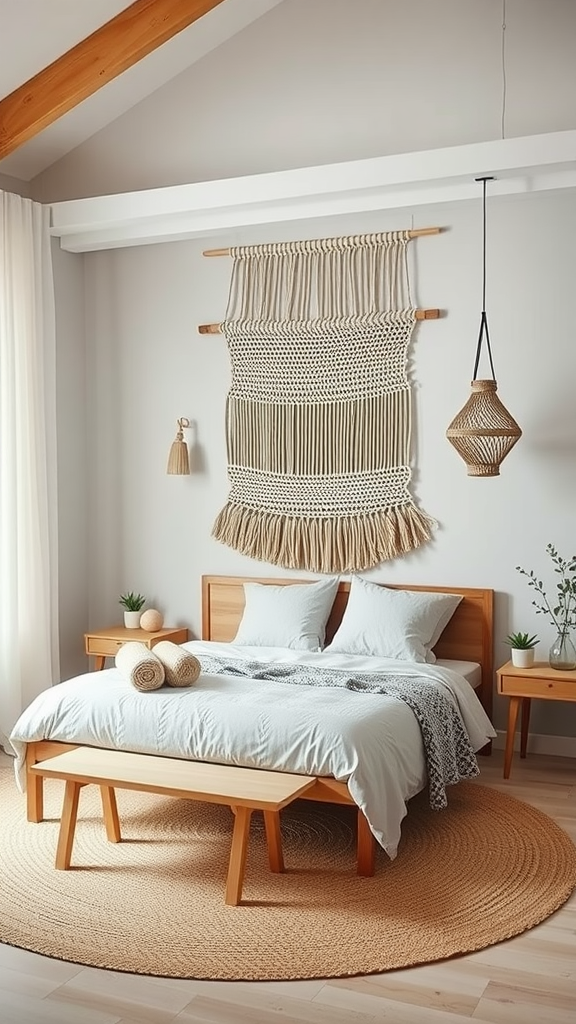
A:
[[549, 632, 576, 671]]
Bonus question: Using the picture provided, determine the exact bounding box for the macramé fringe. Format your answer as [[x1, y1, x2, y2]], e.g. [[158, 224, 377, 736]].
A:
[[212, 502, 437, 574]]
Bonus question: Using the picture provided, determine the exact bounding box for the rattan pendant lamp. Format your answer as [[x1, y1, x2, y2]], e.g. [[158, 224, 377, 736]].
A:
[[446, 176, 521, 476]]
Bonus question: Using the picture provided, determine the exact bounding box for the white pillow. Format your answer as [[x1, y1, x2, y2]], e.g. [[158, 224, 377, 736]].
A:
[[233, 577, 340, 651], [325, 576, 462, 663]]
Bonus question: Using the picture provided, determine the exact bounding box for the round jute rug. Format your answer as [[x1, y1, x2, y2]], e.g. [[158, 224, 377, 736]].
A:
[[1, 765, 575, 981]]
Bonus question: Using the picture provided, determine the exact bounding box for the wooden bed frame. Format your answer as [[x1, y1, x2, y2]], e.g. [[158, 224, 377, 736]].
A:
[[25, 574, 494, 876]]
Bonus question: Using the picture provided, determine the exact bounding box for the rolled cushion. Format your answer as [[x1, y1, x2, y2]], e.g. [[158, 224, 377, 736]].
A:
[[115, 642, 165, 692], [153, 641, 201, 687]]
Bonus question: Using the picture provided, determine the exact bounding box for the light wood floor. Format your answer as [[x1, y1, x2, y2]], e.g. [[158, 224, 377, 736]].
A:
[[1, 749, 575, 1024]]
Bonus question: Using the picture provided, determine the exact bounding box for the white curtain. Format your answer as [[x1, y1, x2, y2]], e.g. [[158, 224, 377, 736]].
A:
[[0, 190, 59, 751]]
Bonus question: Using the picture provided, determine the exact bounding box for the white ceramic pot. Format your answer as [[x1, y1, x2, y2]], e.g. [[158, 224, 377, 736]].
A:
[[511, 647, 535, 668], [123, 610, 142, 629]]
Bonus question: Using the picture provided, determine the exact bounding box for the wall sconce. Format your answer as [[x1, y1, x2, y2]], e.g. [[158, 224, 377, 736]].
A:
[[167, 417, 190, 475]]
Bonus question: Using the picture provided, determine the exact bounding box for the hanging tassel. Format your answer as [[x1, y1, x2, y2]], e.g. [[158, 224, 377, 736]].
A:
[[167, 418, 190, 475]]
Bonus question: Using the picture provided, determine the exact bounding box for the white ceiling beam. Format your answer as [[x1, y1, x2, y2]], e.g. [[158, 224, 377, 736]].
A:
[[49, 131, 576, 253]]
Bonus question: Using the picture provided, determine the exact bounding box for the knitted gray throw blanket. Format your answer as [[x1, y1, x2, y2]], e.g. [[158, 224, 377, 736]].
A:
[[198, 655, 479, 810]]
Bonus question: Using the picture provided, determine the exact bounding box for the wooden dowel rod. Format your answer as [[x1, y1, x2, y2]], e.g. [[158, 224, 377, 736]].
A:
[[198, 323, 223, 333], [198, 309, 441, 333], [202, 227, 441, 257]]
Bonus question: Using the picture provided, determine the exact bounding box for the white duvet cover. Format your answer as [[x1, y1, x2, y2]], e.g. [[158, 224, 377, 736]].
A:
[[9, 640, 496, 859]]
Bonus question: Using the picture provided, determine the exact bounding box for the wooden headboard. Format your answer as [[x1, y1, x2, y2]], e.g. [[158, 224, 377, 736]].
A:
[[201, 575, 494, 721]]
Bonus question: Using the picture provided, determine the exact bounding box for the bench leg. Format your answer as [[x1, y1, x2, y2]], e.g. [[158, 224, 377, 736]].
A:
[[100, 785, 121, 842], [226, 805, 252, 906], [263, 810, 284, 873], [357, 808, 375, 876], [56, 781, 81, 870]]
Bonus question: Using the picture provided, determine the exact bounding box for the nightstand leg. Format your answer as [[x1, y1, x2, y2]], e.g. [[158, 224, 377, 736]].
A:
[[504, 696, 522, 779], [520, 697, 532, 759], [93, 656, 106, 671]]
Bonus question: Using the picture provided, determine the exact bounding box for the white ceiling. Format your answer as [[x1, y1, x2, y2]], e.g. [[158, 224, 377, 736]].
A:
[[0, 0, 285, 182]]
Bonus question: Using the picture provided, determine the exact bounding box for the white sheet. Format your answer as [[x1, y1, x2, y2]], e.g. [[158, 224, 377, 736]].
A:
[[435, 659, 481, 688], [9, 640, 496, 859]]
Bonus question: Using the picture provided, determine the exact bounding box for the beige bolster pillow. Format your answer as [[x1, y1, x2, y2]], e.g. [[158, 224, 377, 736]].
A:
[[153, 641, 201, 688], [115, 642, 165, 692]]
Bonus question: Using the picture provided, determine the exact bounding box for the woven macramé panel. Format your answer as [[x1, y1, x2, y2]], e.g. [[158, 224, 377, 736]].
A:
[[212, 312, 436, 573]]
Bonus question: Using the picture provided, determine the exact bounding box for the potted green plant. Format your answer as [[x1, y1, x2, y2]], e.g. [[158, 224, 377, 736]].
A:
[[505, 631, 539, 669], [516, 545, 576, 670], [119, 591, 146, 629]]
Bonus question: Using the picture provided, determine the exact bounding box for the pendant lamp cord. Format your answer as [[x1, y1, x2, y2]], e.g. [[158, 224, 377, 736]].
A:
[[472, 176, 497, 381]]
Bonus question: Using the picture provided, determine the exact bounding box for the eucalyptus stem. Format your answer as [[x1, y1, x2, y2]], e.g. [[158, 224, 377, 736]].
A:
[[516, 570, 560, 631], [516, 544, 576, 638]]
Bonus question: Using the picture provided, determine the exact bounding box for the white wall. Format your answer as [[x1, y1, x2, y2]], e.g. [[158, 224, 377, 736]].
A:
[[33, 0, 576, 203], [31, 0, 576, 740], [0, 171, 30, 197]]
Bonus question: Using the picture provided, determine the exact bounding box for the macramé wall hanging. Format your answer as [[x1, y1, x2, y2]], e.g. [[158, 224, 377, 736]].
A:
[[200, 230, 440, 574]]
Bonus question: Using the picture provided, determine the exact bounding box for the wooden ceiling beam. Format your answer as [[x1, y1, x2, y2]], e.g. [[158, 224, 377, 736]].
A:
[[0, 0, 227, 160]]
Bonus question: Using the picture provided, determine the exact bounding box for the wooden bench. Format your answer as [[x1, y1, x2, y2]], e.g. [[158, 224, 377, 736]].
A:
[[30, 747, 316, 905]]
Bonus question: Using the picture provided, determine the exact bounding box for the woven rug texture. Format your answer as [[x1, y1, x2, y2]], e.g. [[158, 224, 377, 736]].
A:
[[1, 766, 575, 981]]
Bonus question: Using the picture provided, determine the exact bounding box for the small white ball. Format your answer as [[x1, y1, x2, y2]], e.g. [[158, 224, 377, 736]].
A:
[[140, 608, 164, 632]]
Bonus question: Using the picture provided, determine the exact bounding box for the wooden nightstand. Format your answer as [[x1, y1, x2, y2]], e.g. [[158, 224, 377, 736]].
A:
[[496, 660, 576, 779], [85, 626, 189, 671]]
